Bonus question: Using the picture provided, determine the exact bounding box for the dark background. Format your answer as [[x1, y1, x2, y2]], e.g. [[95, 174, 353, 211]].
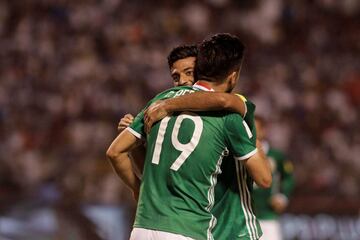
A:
[[0, 0, 359, 239]]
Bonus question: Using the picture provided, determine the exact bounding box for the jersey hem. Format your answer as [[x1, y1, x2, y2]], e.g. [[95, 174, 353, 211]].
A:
[[126, 127, 143, 139]]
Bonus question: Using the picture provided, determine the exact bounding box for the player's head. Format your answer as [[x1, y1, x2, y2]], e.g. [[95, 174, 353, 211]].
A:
[[196, 33, 245, 92], [167, 45, 198, 87], [255, 115, 267, 141]]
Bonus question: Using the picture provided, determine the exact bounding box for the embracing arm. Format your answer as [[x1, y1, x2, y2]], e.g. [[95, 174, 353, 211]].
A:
[[116, 113, 146, 178], [106, 130, 142, 199], [162, 92, 245, 115], [144, 92, 246, 133]]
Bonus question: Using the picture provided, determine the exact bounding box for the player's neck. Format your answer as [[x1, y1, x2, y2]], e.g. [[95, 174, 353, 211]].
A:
[[195, 80, 227, 92], [193, 81, 214, 91]]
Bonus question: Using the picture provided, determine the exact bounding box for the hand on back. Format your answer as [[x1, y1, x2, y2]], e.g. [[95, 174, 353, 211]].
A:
[[144, 100, 170, 134]]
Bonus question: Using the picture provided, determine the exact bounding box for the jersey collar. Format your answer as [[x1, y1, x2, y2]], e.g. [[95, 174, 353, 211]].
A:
[[193, 81, 215, 92]]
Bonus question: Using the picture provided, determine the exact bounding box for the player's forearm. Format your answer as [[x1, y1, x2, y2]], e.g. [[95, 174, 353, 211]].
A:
[[106, 130, 142, 192], [128, 145, 146, 178], [164, 92, 246, 116], [107, 152, 141, 192], [245, 152, 272, 188]]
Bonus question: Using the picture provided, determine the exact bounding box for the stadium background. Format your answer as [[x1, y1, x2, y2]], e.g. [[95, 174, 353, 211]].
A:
[[0, 0, 359, 239]]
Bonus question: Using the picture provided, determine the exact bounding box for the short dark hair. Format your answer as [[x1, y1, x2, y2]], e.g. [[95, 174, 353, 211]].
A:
[[167, 44, 198, 69], [196, 33, 245, 82]]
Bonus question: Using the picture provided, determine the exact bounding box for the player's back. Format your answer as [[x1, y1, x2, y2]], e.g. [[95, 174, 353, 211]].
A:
[[135, 110, 230, 240], [129, 86, 259, 240]]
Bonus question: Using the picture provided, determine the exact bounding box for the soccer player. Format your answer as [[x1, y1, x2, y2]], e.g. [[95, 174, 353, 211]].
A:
[[140, 59, 262, 240], [118, 44, 260, 239], [107, 33, 271, 240], [118, 44, 248, 176], [253, 116, 295, 240], [117, 44, 199, 177], [118, 44, 247, 133], [118, 44, 198, 132]]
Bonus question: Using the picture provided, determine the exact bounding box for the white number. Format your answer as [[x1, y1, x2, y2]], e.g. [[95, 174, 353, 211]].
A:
[[151, 116, 171, 165], [170, 114, 203, 170], [151, 113, 203, 171]]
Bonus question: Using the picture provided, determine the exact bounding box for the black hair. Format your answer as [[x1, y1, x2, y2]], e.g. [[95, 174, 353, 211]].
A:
[[167, 44, 198, 69], [196, 33, 245, 82]]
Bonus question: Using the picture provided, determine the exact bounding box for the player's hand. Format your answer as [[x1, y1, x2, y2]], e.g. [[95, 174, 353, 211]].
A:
[[118, 114, 134, 132], [270, 194, 288, 213], [144, 100, 170, 134]]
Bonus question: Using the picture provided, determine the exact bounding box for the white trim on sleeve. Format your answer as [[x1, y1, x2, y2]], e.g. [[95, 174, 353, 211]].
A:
[[242, 121, 253, 138], [235, 148, 258, 161], [126, 127, 143, 139]]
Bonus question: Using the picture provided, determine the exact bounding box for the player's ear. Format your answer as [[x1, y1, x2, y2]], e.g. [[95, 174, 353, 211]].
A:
[[228, 71, 238, 86]]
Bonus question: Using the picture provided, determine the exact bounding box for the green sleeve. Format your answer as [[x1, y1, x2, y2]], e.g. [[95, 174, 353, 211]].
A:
[[127, 107, 146, 139], [224, 113, 257, 160], [234, 94, 256, 130], [244, 101, 256, 129]]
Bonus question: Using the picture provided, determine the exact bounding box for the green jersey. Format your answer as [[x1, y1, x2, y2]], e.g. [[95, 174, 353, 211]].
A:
[[212, 98, 262, 240], [129, 84, 258, 240], [252, 142, 295, 220]]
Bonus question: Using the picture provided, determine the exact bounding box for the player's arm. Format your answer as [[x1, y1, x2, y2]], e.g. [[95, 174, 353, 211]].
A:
[[129, 145, 146, 178], [106, 130, 142, 200], [144, 92, 246, 133], [117, 113, 146, 177], [243, 142, 272, 188], [225, 114, 272, 188], [162, 92, 247, 115]]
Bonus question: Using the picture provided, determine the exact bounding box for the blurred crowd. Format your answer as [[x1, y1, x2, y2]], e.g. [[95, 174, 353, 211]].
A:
[[0, 0, 359, 218]]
